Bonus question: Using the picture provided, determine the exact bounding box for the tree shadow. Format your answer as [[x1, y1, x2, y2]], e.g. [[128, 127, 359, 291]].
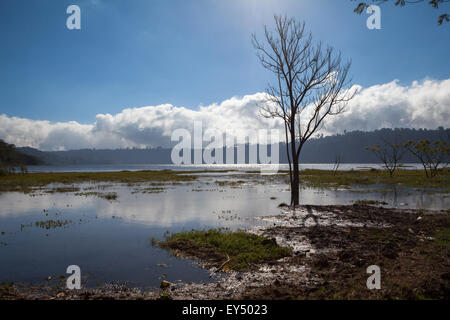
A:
[[302, 205, 319, 226]]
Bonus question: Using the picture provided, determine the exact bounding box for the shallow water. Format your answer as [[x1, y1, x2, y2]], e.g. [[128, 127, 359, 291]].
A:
[[0, 175, 447, 289], [25, 163, 424, 173]]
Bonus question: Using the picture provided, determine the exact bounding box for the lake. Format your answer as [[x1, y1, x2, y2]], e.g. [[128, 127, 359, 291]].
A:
[[0, 167, 447, 289]]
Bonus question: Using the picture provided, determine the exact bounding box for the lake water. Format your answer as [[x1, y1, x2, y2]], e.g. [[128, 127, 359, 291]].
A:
[[25, 163, 424, 173], [0, 170, 447, 289]]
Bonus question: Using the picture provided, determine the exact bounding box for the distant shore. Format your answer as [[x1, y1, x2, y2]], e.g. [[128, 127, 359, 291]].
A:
[[0, 168, 448, 193]]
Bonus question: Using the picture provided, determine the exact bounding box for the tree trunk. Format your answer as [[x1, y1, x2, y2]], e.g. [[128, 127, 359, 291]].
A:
[[291, 159, 299, 206], [290, 129, 299, 206]]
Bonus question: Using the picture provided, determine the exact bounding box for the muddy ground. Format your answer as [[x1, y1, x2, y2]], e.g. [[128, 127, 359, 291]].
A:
[[1, 204, 449, 300]]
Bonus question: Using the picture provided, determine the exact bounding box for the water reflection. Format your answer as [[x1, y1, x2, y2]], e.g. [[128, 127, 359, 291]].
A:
[[0, 177, 447, 288]]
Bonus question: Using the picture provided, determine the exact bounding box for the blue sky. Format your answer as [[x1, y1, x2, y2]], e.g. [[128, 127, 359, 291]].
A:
[[0, 0, 449, 124]]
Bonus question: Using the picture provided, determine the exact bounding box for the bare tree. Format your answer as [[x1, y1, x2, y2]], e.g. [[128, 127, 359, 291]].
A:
[[366, 138, 406, 177], [332, 155, 343, 175], [252, 15, 355, 206]]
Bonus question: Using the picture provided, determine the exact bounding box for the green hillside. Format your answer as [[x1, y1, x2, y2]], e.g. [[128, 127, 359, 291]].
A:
[[0, 139, 41, 167]]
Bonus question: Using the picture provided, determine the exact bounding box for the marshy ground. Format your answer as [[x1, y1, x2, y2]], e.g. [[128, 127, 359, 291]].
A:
[[0, 168, 448, 300]]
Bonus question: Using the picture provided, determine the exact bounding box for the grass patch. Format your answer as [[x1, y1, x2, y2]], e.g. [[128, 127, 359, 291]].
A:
[[34, 219, 72, 230], [131, 186, 165, 194], [294, 169, 450, 189], [157, 228, 292, 271], [0, 170, 199, 193], [75, 191, 118, 200], [45, 186, 80, 193], [215, 180, 246, 186]]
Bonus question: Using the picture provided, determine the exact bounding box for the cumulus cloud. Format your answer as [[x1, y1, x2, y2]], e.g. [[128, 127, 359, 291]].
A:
[[323, 78, 450, 134], [0, 79, 449, 151]]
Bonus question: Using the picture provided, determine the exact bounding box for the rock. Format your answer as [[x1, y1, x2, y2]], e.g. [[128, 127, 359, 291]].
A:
[[408, 228, 415, 234], [56, 292, 65, 298], [235, 273, 243, 280], [416, 216, 422, 221], [160, 280, 171, 289], [157, 263, 168, 267], [46, 276, 52, 281]]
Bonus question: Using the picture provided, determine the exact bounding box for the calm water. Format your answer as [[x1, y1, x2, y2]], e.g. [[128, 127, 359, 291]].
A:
[[0, 172, 447, 289], [25, 163, 424, 173]]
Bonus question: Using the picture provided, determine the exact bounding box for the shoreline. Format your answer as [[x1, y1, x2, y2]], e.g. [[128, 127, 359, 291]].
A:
[[2, 204, 449, 300], [0, 168, 449, 192]]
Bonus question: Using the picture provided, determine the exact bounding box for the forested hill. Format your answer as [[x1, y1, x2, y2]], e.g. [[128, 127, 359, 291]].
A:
[[16, 127, 450, 165], [296, 127, 449, 163], [0, 139, 41, 166]]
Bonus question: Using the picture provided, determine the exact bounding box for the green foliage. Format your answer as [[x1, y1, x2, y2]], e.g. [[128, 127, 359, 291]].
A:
[[404, 139, 450, 178]]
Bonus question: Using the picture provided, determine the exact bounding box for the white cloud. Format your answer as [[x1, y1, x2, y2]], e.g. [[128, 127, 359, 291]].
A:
[[0, 79, 449, 151], [323, 78, 450, 134]]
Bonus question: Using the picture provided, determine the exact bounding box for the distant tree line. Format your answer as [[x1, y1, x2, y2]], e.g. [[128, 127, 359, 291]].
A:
[[366, 129, 449, 177], [0, 139, 41, 166], [14, 127, 450, 165], [0, 139, 41, 175]]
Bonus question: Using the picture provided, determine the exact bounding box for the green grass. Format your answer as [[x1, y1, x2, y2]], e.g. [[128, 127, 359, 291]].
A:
[[159, 228, 292, 271], [294, 169, 450, 189], [0, 170, 200, 192]]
